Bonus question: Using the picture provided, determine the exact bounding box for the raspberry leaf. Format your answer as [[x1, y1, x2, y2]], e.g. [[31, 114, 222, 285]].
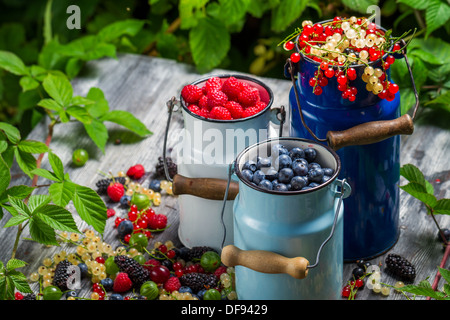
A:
[[72, 184, 107, 235]]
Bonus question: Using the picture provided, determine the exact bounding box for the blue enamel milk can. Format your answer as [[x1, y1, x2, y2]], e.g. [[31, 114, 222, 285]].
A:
[[285, 35, 419, 261], [221, 137, 352, 300]]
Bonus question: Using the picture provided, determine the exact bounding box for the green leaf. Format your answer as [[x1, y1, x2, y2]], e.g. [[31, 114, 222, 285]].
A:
[[0, 122, 21, 144], [72, 184, 107, 234], [397, 0, 428, 10], [37, 98, 63, 112], [218, 0, 250, 26], [48, 151, 65, 181], [30, 168, 60, 182], [29, 215, 58, 245], [19, 76, 40, 92], [0, 156, 10, 196], [34, 204, 80, 233], [425, 0, 450, 37], [83, 119, 108, 153], [411, 50, 443, 65], [42, 73, 73, 107], [0, 185, 34, 204], [100, 110, 152, 137], [439, 267, 450, 284], [18, 140, 48, 154], [0, 51, 29, 76], [85, 87, 109, 118], [48, 180, 76, 207], [3, 214, 29, 228], [189, 17, 231, 72], [70, 96, 95, 107], [271, 0, 308, 32], [434, 199, 450, 215], [14, 147, 37, 179], [8, 270, 32, 293], [65, 57, 84, 79], [66, 106, 93, 124], [27, 195, 51, 213], [97, 19, 146, 43], [7, 196, 31, 217], [400, 164, 428, 189], [400, 182, 437, 209], [6, 259, 27, 271], [341, 0, 379, 13], [425, 91, 450, 106], [398, 280, 447, 299], [179, 0, 209, 29]]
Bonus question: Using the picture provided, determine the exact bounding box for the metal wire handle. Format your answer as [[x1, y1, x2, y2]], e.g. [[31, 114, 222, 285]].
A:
[[307, 178, 348, 269], [163, 96, 180, 183]]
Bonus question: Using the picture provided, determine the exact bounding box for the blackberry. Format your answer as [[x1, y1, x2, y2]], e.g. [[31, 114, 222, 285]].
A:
[[96, 177, 126, 194], [385, 253, 416, 283], [180, 273, 219, 293], [22, 293, 36, 300], [154, 156, 177, 179], [53, 260, 75, 291], [179, 246, 218, 261], [114, 255, 150, 288]]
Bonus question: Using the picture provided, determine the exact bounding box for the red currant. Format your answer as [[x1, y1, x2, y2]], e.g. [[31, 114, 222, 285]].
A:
[[324, 25, 334, 36], [95, 256, 105, 264], [124, 234, 131, 243], [386, 55, 395, 65], [144, 230, 152, 238], [130, 204, 138, 213], [341, 285, 351, 298], [290, 52, 301, 63], [15, 292, 24, 300], [166, 249, 176, 259], [313, 86, 323, 95], [388, 83, 399, 94], [303, 24, 313, 36], [348, 94, 356, 102], [128, 211, 138, 222], [350, 87, 357, 95], [318, 77, 328, 87], [325, 68, 334, 78], [114, 217, 124, 228], [337, 75, 347, 85], [309, 77, 317, 87], [175, 269, 184, 277], [320, 61, 328, 70], [173, 262, 183, 270], [158, 244, 167, 253], [355, 279, 364, 288], [313, 23, 323, 34], [333, 16, 342, 25], [393, 42, 401, 52], [284, 40, 295, 51], [347, 68, 356, 80]]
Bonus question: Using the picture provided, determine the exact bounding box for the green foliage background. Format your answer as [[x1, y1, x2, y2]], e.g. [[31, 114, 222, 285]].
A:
[[0, 0, 449, 136]]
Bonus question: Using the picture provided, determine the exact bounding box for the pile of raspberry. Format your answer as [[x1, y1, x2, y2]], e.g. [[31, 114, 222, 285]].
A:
[[181, 76, 268, 120]]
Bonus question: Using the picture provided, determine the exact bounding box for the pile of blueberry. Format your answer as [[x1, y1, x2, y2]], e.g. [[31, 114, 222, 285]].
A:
[[241, 143, 335, 192]]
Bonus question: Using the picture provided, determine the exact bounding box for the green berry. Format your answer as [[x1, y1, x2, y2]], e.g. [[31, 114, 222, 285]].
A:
[[203, 288, 221, 300], [72, 149, 89, 167], [131, 193, 150, 211], [133, 254, 146, 265], [140, 281, 159, 300], [200, 251, 221, 272], [43, 285, 63, 300], [129, 233, 148, 252]]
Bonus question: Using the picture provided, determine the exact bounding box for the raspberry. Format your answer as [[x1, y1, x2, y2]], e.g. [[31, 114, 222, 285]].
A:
[[127, 164, 145, 180], [207, 90, 228, 109], [221, 77, 241, 101], [197, 108, 210, 118], [164, 276, 181, 293], [147, 213, 167, 230], [254, 101, 267, 111], [225, 101, 244, 119], [187, 104, 200, 114], [209, 106, 232, 120], [106, 208, 115, 218], [113, 272, 133, 293], [203, 77, 222, 94], [198, 95, 208, 109], [241, 106, 260, 118], [107, 182, 124, 202], [181, 84, 203, 104], [238, 86, 260, 107]]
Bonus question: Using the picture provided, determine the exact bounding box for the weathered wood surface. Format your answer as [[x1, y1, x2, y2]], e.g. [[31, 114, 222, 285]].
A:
[[1, 53, 449, 300]]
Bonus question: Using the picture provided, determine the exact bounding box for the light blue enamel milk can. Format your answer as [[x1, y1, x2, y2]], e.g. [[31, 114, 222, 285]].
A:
[[221, 137, 351, 300]]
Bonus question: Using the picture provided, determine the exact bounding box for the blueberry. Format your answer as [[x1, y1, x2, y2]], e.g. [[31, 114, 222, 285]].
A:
[[308, 162, 321, 170], [262, 167, 278, 181], [289, 147, 305, 160], [197, 289, 207, 299], [271, 144, 289, 156], [66, 290, 78, 298], [292, 161, 308, 176], [301, 186, 313, 190], [352, 267, 366, 279], [308, 182, 320, 188], [179, 286, 193, 294], [294, 158, 309, 166], [290, 176, 308, 190], [321, 175, 331, 184], [243, 160, 257, 172], [118, 220, 134, 238], [274, 154, 292, 170], [77, 263, 88, 278], [100, 278, 114, 291], [304, 148, 317, 162], [323, 167, 334, 176], [258, 179, 273, 190], [308, 168, 324, 183], [286, 183, 292, 190], [278, 168, 294, 184], [109, 293, 124, 300], [149, 179, 161, 192], [274, 183, 288, 191], [242, 169, 254, 182], [252, 170, 265, 185], [437, 228, 450, 242], [272, 179, 279, 188], [120, 195, 131, 207], [257, 157, 272, 170]]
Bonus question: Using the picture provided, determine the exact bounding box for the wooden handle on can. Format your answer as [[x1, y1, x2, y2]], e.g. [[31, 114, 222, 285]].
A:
[[172, 174, 239, 200], [221, 245, 309, 280], [326, 114, 414, 151]]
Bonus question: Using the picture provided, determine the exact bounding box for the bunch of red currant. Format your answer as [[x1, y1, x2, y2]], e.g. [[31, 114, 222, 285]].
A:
[[282, 15, 408, 101]]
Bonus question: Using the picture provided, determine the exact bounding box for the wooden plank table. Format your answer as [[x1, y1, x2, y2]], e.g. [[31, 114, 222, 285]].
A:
[[2, 53, 449, 301]]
